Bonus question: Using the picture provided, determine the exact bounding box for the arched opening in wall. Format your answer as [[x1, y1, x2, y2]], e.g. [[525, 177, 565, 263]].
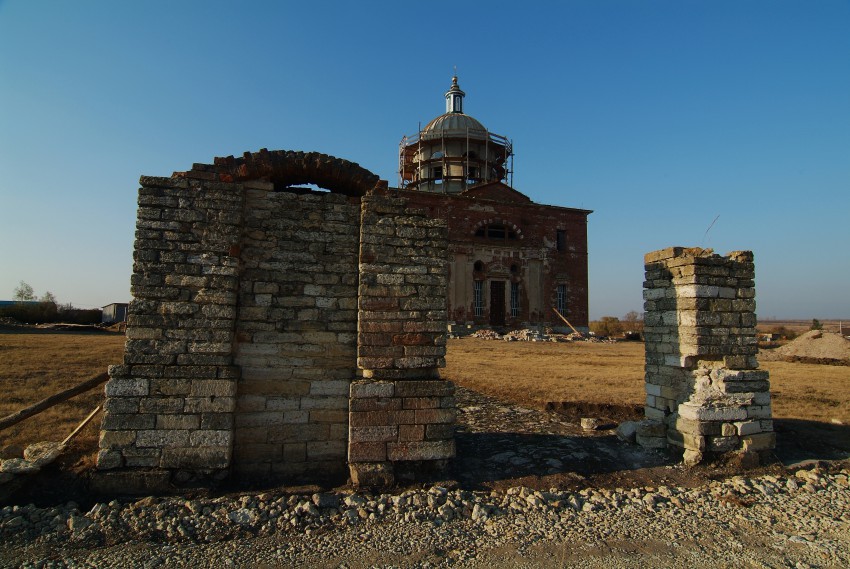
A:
[[213, 149, 380, 197], [274, 182, 331, 194]]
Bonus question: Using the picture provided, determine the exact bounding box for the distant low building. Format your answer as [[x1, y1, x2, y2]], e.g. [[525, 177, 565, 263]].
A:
[[0, 300, 40, 306], [102, 303, 129, 324]]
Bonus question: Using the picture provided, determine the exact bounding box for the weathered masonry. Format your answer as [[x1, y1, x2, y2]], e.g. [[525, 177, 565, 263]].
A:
[[639, 247, 774, 465], [98, 150, 455, 487]]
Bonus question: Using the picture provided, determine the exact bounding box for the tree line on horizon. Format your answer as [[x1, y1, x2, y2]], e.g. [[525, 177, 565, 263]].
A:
[[1, 281, 101, 325]]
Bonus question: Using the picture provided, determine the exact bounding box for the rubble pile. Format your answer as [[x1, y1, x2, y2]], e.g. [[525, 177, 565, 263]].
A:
[[469, 329, 503, 340], [2, 465, 848, 568]]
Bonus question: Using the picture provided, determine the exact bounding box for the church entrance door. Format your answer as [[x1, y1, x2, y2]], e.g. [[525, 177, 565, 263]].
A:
[[489, 280, 505, 326]]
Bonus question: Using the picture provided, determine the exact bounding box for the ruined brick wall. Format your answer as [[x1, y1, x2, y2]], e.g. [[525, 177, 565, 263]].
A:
[[98, 151, 454, 487], [641, 247, 774, 465], [98, 174, 243, 472]]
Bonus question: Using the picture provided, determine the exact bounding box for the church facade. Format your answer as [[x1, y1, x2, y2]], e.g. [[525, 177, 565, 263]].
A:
[[396, 77, 591, 331]]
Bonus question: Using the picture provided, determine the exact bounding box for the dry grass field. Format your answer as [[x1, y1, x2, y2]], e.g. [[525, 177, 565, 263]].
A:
[[444, 338, 850, 425], [0, 330, 125, 461], [1, 330, 848, 466]]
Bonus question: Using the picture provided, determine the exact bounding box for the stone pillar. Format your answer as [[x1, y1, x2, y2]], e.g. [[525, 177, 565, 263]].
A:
[[641, 247, 774, 466], [348, 190, 455, 486]]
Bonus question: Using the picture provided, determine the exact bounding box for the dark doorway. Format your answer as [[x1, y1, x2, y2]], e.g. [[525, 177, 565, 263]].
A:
[[489, 280, 505, 326]]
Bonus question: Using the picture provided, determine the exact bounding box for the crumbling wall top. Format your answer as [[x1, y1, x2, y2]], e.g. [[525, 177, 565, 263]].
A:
[[169, 149, 382, 197], [644, 247, 753, 265]]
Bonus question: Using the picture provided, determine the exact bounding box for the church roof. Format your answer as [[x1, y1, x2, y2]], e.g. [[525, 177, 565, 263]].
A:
[[421, 112, 487, 138]]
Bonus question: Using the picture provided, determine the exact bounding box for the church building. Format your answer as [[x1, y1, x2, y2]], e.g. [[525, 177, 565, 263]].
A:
[[395, 77, 591, 331]]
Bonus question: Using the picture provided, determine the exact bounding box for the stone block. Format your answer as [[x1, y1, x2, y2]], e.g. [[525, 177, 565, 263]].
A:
[[741, 432, 776, 451], [678, 403, 748, 422], [644, 406, 666, 421], [309, 379, 350, 396], [140, 397, 185, 414], [747, 405, 772, 420], [667, 429, 706, 451], [201, 413, 234, 430], [350, 381, 395, 398], [267, 423, 329, 443], [104, 397, 140, 414], [150, 378, 192, 396], [403, 397, 441, 409], [300, 396, 348, 410], [190, 379, 237, 397], [394, 380, 454, 397], [309, 409, 347, 423], [96, 449, 123, 470], [350, 397, 402, 412], [160, 447, 230, 469], [101, 412, 155, 431], [708, 436, 739, 452], [283, 443, 306, 462], [136, 429, 190, 448], [99, 430, 137, 449], [156, 414, 200, 430], [386, 440, 455, 461], [105, 378, 150, 397], [348, 442, 387, 462], [424, 423, 454, 440], [235, 411, 284, 428], [349, 410, 415, 427], [184, 396, 235, 413], [189, 430, 231, 446], [637, 420, 666, 438], [123, 448, 161, 468], [349, 462, 394, 488], [306, 441, 346, 461], [90, 469, 172, 493], [350, 426, 398, 443], [399, 424, 426, 441], [414, 408, 455, 424]]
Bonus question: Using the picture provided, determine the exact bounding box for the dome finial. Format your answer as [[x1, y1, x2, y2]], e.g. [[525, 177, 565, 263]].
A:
[[445, 72, 465, 114]]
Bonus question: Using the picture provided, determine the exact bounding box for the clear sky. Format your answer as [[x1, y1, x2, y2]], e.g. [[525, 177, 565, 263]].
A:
[[1, 1, 848, 320]]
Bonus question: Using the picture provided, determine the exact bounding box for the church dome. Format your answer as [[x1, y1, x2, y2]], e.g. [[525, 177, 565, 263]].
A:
[[421, 112, 487, 138], [398, 76, 513, 193]]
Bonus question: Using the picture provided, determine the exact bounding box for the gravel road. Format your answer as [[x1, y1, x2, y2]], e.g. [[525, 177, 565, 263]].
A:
[[2, 462, 848, 568]]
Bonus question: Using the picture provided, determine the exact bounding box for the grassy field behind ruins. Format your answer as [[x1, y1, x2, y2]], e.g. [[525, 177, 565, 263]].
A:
[[1, 330, 848, 460]]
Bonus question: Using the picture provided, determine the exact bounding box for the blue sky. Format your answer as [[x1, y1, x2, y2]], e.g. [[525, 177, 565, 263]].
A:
[[1, 1, 848, 320]]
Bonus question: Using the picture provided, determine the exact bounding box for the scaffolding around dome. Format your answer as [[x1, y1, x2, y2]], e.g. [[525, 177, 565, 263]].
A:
[[398, 77, 514, 193]]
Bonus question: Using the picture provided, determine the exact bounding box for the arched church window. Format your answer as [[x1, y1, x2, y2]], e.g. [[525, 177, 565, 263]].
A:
[[475, 223, 518, 241]]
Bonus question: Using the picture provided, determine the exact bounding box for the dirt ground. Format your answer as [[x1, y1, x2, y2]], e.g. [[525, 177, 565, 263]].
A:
[[1, 328, 849, 508]]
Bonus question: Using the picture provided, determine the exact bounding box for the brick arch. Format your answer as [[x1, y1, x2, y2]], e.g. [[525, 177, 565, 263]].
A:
[[471, 218, 524, 240], [183, 149, 381, 197]]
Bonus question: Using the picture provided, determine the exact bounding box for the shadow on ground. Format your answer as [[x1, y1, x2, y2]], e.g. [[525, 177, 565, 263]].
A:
[[774, 418, 850, 465]]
